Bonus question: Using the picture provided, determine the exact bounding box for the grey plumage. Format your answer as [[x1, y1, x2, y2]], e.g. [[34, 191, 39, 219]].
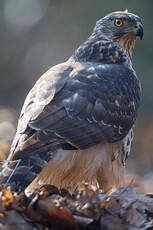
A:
[[0, 10, 143, 193]]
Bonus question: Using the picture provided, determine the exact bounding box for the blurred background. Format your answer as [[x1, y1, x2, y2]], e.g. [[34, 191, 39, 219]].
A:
[[0, 0, 152, 189]]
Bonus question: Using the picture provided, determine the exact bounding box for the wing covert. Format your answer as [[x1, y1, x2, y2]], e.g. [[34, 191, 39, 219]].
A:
[[27, 62, 141, 151]]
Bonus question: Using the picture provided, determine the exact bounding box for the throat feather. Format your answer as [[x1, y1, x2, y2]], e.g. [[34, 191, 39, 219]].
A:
[[117, 34, 137, 60]]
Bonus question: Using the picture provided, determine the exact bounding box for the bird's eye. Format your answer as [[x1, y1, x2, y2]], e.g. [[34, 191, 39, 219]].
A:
[[114, 19, 123, 27]]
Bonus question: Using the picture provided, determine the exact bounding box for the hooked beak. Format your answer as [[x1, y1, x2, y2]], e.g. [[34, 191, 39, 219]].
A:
[[134, 22, 144, 40]]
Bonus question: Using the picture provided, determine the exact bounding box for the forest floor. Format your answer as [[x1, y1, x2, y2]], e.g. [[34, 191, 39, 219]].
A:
[[0, 183, 153, 230]]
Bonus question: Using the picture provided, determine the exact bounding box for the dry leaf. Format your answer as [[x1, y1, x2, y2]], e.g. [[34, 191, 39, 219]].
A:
[[1, 187, 14, 208], [37, 198, 80, 229], [0, 212, 5, 217], [100, 197, 117, 209]]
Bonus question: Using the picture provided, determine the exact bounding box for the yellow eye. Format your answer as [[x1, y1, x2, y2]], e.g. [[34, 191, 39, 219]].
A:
[[114, 19, 123, 27]]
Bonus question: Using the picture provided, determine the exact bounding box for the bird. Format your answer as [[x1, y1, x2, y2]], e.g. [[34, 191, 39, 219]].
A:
[[0, 10, 143, 195]]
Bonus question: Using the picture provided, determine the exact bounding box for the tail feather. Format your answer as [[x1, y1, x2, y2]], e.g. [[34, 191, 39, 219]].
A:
[[0, 151, 53, 192], [12, 141, 57, 160]]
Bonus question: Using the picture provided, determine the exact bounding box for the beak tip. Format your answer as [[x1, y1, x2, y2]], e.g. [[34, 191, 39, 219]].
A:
[[134, 24, 144, 40]]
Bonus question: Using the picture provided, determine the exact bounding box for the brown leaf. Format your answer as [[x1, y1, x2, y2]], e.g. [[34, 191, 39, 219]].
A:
[[1, 187, 14, 208], [78, 183, 98, 198], [100, 197, 117, 209], [0, 212, 5, 217], [37, 198, 80, 229]]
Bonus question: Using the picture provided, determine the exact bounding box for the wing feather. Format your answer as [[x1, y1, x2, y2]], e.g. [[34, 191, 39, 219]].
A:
[[10, 61, 141, 160]]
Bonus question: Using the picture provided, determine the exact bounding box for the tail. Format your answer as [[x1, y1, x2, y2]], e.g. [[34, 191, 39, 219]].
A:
[[0, 130, 63, 192], [0, 151, 53, 192]]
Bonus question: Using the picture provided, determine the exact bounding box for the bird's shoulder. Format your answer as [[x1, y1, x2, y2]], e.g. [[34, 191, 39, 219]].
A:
[[17, 62, 74, 133], [73, 35, 131, 67]]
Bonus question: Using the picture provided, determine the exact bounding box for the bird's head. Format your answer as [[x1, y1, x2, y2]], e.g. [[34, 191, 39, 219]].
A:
[[93, 10, 143, 58]]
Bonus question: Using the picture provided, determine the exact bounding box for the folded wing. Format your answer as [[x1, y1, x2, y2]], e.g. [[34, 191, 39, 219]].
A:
[[10, 61, 141, 160]]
